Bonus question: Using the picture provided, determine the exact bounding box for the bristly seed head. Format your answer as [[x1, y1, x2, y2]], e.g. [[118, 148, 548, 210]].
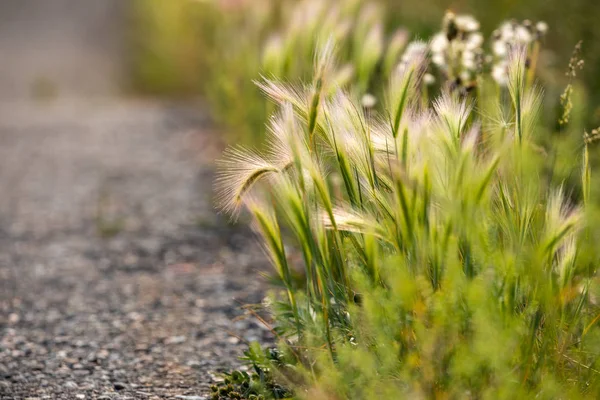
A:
[[215, 146, 281, 219]]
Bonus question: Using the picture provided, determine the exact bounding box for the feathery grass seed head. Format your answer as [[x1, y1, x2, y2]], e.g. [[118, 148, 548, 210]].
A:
[[215, 146, 282, 218]]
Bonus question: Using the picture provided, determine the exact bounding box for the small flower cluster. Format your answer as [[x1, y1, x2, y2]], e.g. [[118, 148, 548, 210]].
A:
[[490, 19, 548, 85], [584, 127, 600, 145], [428, 13, 549, 90], [565, 40, 585, 79], [430, 12, 484, 91], [559, 41, 583, 125]]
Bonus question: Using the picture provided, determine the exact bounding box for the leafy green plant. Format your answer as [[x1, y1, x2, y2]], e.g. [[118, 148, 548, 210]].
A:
[[210, 343, 294, 400], [216, 21, 600, 397]]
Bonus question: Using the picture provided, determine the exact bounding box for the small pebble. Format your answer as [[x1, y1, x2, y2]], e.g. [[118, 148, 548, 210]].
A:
[[164, 335, 187, 345], [8, 313, 20, 324], [227, 336, 239, 344], [64, 380, 78, 389]]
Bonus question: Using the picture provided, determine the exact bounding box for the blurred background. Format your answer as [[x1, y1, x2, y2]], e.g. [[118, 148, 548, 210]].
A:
[[1, 0, 598, 121], [0, 0, 127, 100], [128, 0, 600, 127]]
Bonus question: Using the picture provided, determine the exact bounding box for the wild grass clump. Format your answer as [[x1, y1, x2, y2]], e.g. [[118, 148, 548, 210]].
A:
[[216, 16, 600, 400]]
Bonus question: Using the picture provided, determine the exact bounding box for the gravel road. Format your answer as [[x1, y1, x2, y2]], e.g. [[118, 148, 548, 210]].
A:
[[0, 100, 270, 399]]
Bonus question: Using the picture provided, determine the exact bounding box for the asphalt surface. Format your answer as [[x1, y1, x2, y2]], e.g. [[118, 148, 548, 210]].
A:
[[0, 100, 271, 399]]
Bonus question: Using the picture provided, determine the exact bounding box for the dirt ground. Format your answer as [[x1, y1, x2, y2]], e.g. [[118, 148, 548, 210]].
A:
[[0, 99, 271, 399]]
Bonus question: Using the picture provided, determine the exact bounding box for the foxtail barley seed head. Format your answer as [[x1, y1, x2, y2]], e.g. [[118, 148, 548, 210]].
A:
[[387, 41, 427, 138], [543, 187, 582, 255], [215, 146, 281, 218], [433, 92, 473, 142]]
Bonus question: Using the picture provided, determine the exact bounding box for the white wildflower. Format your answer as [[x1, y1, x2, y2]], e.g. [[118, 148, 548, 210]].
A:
[[361, 93, 377, 109], [423, 73, 436, 85], [493, 40, 508, 57], [500, 22, 515, 41], [432, 53, 446, 66], [455, 15, 480, 32], [462, 51, 476, 70], [536, 21, 548, 35], [466, 33, 484, 50], [492, 63, 508, 86], [515, 25, 532, 44], [431, 33, 449, 53]]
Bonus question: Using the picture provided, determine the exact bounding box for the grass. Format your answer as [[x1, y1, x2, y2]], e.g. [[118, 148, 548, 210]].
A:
[[215, 12, 600, 399]]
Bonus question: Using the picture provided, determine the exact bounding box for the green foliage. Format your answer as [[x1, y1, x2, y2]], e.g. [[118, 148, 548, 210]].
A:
[[210, 343, 294, 400], [216, 23, 600, 398]]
